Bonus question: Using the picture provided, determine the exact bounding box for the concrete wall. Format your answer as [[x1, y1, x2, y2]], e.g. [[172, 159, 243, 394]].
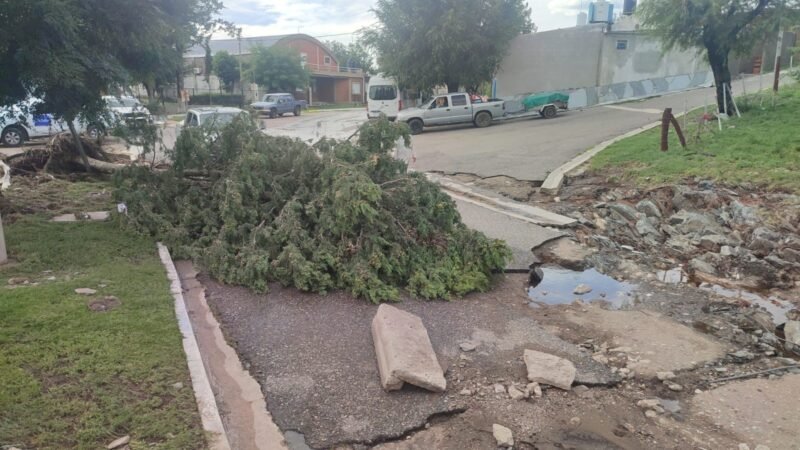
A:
[[495, 25, 606, 97], [495, 23, 712, 106], [598, 32, 708, 86]]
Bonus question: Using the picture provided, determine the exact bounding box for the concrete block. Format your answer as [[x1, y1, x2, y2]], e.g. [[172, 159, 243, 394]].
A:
[[371, 304, 446, 392]]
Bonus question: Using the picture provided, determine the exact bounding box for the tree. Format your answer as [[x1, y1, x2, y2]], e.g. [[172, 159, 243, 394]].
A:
[[363, 0, 532, 92], [115, 117, 511, 302], [638, 0, 799, 115], [0, 0, 224, 169], [249, 46, 310, 92], [213, 51, 241, 93], [326, 40, 376, 74]]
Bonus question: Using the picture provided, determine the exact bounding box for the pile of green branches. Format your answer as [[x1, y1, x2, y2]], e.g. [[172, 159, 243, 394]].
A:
[[114, 117, 510, 302]]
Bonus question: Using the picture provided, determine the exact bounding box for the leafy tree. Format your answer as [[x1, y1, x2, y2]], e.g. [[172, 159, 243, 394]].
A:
[[213, 51, 241, 93], [249, 46, 310, 92], [639, 0, 799, 115], [0, 0, 224, 169], [114, 117, 511, 302], [363, 0, 533, 92], [326, 40, 376, 74]]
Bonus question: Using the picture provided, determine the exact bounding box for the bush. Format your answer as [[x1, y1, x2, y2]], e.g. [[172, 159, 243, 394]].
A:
[[114, 117, 510, 302], [188, 93, 244, 107]]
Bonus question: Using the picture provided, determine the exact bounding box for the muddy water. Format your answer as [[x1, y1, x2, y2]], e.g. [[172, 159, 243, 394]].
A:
[[699, 283, 794, 325], [527, 267, 638, 309], [656, 267, 794, 325]]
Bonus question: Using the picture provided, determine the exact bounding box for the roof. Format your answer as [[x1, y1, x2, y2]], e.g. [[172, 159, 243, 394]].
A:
[[184, 34, 337, 61]]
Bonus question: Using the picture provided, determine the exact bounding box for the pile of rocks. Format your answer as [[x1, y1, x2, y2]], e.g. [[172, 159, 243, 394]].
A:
[[580, 182, 800, 290]]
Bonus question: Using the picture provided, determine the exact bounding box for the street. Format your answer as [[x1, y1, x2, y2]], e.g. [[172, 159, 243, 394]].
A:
[[250, 73, 787, 183]]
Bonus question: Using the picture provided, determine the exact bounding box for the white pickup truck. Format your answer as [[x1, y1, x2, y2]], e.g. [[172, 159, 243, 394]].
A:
[[396, 93, 503, 135], [396, 92, 565, 135]]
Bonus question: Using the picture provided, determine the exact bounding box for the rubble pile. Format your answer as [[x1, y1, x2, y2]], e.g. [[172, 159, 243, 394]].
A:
[[564, 181, 800, 291]]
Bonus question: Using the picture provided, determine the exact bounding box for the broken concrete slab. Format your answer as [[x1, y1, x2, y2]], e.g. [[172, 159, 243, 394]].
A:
[[74, 287, 98, 295], [52, 211, 110, 222], [372, 304, 446, 392], [452, 197, 566, 270], [692, 375, 800, 449], [534, 237, 595, 271], [523, 349, 577, 390], [563, 306, 726, 377], [492, 424, 514, 448]]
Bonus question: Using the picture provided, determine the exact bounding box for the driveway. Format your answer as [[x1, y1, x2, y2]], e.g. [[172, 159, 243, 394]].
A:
[[411, 74, 783, 182]]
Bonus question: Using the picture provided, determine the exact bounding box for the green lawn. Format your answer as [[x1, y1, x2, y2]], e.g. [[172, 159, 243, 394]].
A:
[[591, 85, 800, 193], [0, 183, 205, 449]]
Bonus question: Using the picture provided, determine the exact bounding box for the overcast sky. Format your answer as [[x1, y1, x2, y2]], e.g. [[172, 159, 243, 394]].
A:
[[219, 0, 625, 42]]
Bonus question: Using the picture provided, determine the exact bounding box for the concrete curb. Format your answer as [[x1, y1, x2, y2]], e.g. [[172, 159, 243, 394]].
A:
[[157, 243, 231, 450], [426, 173, 576, 228], [540, 120, 662, 194]]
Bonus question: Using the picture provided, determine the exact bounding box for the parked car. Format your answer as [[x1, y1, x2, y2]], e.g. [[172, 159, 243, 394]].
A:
[[367, 74, 401, 121], [103, 95, 152, 127], [396, 93, 504, 135], [250, 93, 307, 118], [183, 107, 248, 129], [0, 98, 90, 146]]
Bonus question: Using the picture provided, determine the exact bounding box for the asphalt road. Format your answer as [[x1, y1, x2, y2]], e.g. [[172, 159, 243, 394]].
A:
[[412, 73, 785, 182]]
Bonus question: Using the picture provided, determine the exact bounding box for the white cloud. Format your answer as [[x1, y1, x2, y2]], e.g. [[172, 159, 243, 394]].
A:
[[219, 0, 376, 41]]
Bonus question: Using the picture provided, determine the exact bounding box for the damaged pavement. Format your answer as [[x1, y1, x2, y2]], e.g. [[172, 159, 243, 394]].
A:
[[180, 170, 800, 449]]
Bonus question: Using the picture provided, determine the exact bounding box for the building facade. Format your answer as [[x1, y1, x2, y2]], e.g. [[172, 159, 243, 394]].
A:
[[184, 34, 365, 105]]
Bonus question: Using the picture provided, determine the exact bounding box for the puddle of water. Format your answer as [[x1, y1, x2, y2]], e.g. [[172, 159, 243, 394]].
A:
[[527, 267, 638, 310], [698, 283, 794, 325], [284, 431, 313, 450]]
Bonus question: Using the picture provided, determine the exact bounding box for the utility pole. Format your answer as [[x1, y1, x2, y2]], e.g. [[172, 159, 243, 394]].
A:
[[0, 213, 7, 265], [238, 29, 245, 104]]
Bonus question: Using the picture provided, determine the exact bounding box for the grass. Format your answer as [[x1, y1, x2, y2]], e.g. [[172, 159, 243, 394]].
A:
[[0, 181, 205, 449], [591, 85, 800, 193]]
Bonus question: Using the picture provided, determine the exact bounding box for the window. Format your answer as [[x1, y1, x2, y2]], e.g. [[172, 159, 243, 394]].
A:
[[616, 40, 628, 50], [185, 113, 198, 127], [369, 85, 397, 101], [324, 55, 332, 65], [433, 96, 449, 108], [352, 81, 362, 95], [451, 94, 467, 106]]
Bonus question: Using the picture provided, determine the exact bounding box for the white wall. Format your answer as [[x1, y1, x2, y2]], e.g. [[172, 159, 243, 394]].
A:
[[495, 25, 606, 97], [599, 33, 708, 86]]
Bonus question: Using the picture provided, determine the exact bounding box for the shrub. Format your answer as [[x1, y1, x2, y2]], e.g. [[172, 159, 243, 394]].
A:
[[114, 117, 510, 302]]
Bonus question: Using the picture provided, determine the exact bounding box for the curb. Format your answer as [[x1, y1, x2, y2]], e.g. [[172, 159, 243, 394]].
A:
[[157, 243, 231, 450], [426, 173, 576, 228], [540, 121, 662, 194]]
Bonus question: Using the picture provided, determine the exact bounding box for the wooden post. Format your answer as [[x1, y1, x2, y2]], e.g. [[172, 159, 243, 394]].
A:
[[661, 108, 671, 151], [0, 213, 7, 265], [662, 108, 687, 151]]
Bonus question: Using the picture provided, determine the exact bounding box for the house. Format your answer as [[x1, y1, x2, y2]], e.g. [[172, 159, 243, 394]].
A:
[[184, 34, 365, 105]]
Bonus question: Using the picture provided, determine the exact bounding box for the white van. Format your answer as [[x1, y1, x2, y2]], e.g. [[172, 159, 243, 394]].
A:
[[367, 74, 401, 121]]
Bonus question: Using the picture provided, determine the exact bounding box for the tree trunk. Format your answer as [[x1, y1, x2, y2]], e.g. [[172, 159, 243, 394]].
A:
[[66, 119, 91, 172], [708, 47, 735, 116]]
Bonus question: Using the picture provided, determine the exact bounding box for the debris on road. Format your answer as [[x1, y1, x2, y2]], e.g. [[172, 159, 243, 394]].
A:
[[371, 304, 446, 392], [523, 349, 577, 390], [492, 424, 514, 448]]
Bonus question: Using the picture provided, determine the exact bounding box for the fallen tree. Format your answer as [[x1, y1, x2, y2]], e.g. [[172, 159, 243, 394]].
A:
[[4, 132, 128, 175], [114, 117, 511, 302]]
